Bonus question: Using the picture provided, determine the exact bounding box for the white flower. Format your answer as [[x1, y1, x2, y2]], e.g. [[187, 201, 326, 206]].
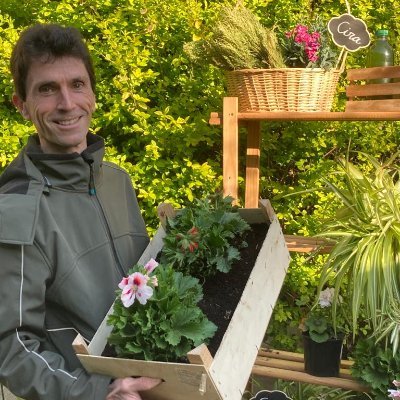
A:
[[319, 287, 335, 308]]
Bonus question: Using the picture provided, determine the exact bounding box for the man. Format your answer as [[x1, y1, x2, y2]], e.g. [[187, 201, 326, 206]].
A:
[[0, 23, 160, 399]]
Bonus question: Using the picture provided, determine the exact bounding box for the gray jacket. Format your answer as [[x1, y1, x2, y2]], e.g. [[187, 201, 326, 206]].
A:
[[0, 134, 149, 399]]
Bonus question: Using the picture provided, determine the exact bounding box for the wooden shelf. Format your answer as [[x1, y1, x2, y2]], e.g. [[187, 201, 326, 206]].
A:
[[252, 348, 370, 393], [210, 110, 400, 125], [284, 234, 334, 254], [211, 94, 400, 208]]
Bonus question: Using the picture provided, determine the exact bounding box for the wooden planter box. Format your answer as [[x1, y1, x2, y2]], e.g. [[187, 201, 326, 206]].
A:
[[73, 199, 290, 400]]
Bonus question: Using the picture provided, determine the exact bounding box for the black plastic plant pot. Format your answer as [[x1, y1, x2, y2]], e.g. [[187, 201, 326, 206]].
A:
[[303, 332, 343, 377]]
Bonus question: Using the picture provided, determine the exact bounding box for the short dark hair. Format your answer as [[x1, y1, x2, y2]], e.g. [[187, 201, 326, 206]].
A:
[[10, 23, 96, 100]]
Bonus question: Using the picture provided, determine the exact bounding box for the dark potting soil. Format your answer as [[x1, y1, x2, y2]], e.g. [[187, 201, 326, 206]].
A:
[[199, 222, 269, 357]]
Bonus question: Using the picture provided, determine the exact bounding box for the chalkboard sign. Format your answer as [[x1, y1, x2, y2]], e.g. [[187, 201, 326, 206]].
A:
[[328, 13, 370, 52], [251, 390, 293, 400]]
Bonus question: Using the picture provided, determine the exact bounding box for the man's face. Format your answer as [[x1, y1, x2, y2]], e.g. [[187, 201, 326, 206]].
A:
[[13, 56, 96, 154]]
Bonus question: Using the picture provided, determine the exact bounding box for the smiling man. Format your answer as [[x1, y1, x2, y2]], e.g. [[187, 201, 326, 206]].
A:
[[13, 56, 96, 154], [0, 24, 160, 400]]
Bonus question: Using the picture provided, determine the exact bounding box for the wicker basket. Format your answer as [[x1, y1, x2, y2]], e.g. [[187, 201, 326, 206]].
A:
[[226, 68, 341, 112]]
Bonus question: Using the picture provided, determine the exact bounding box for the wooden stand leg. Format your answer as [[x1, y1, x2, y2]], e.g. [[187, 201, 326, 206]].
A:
[[245, 121, 261, 208], [223, 97, 239, 204]]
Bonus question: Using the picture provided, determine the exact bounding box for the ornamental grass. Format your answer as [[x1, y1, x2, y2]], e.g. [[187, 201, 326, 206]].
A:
[[184, 5, 285, 70], [316, 152, 400, 351]]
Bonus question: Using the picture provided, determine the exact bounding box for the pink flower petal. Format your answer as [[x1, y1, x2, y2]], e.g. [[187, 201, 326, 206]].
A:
[[136, 285, 153, 305], [121, 286, 135, 307], [118, 276, 129, 290], [144, 258, 159, 273]]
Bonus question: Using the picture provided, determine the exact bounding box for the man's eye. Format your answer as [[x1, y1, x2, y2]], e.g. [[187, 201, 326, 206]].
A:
[[39, 85, 54, 94], [73, 81, 84, 89]]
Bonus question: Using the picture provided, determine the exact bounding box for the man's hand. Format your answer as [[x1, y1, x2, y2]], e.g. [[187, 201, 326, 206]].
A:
[[106, 376, 162, 400]]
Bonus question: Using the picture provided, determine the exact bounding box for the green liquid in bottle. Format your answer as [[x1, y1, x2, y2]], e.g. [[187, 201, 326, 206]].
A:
[[366, 29, 394, 84]]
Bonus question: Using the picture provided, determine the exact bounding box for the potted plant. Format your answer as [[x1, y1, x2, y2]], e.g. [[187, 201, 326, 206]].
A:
[[315, 152, 400, 350], [301, 287, 349, 377], [184, 5, 342, 112]]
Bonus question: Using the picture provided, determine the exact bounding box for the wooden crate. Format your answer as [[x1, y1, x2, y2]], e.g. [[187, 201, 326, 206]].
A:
[[73, 199, 290, 400]]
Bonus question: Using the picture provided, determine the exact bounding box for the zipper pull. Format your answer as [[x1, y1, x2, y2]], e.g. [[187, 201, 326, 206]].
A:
[[82, 152, 96, 196], [43, 175, 52, 195]]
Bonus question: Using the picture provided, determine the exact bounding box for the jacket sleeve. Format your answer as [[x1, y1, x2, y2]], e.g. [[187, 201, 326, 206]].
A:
[[0, 242, 111, 400]]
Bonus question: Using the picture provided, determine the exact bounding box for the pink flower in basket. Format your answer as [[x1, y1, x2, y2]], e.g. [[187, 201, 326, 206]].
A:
[[281, 18, 338, 70]]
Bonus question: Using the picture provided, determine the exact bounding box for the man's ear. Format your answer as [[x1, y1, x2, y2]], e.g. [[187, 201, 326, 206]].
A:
[[12, 94, 30, 120]]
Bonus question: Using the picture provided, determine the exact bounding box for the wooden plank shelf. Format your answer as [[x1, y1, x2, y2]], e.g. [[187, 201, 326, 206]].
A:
[[252, 348, 370, 393], [284, 234, 334, 254], [209, 110, 400, 125]]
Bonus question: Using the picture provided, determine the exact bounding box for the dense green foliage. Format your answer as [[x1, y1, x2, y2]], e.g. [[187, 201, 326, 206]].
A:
[[1, 0, 399, 373], [352, 338, 400, 399], [160, 193, 250, 278]]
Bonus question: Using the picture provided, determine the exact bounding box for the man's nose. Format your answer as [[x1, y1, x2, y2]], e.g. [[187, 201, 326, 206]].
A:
[[57, 87, 74, 110]]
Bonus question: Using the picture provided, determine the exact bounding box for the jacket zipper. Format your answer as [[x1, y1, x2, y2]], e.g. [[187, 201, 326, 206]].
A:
[[82, 154, 125, 277]]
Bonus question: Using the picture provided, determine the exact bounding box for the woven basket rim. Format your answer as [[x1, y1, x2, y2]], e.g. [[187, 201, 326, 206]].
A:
[[227, 68, 340, 74]]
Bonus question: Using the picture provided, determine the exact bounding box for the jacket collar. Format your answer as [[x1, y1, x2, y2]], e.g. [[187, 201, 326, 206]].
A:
[[26, 133, 105, 192]]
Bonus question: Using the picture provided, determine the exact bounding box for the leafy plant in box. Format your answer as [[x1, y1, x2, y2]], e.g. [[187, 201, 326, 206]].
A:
[[107, 259, 217, 362], [160, 193, 250, 278]]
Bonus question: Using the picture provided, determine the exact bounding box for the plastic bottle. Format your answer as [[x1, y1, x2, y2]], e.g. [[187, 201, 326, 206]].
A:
[[366, 29, 394, 84]]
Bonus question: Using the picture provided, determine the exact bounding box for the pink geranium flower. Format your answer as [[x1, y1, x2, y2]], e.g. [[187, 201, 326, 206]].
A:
[[144, 258, 159, 273], [119, 272, 154, 307]]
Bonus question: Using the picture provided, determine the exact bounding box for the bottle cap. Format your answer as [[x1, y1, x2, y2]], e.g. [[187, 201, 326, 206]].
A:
[[376, 29, 389, 37]]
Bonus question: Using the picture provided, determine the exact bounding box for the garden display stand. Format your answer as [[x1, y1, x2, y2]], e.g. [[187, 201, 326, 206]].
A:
[[208, 66, 400, 393], [73, 199, 291, 400], [209, 66, 400, 209]]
